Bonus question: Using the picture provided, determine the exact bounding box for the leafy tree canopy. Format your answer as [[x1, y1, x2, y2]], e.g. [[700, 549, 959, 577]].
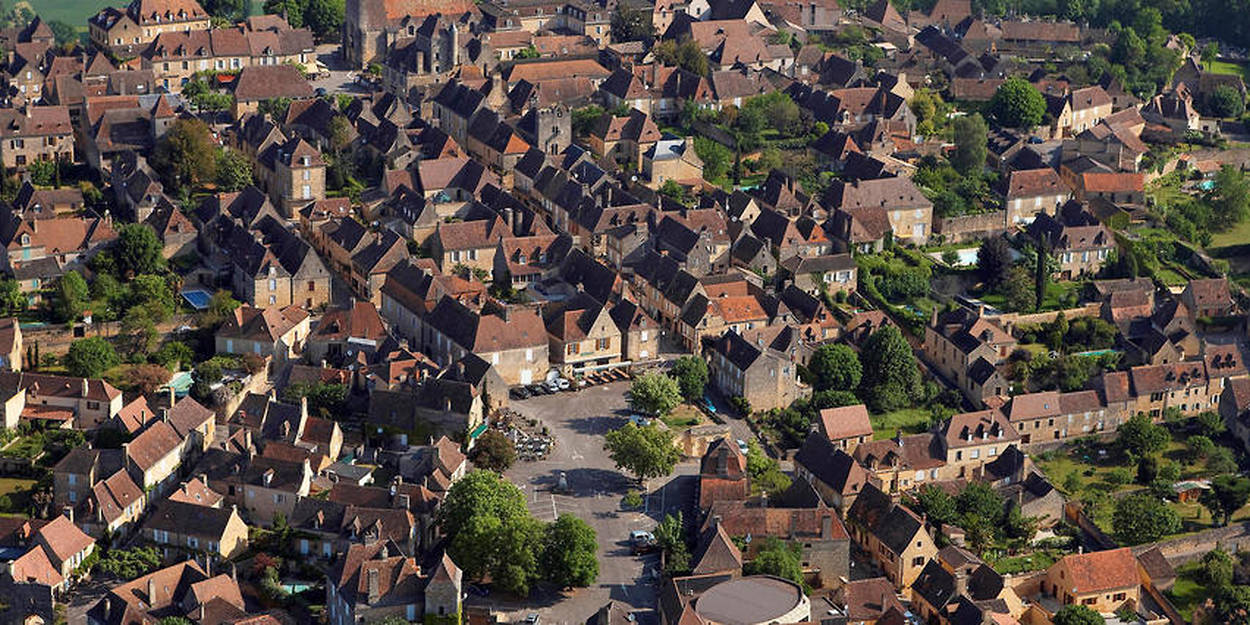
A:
[[603, 423, 680, 483], [989, 77, 1046, 128]]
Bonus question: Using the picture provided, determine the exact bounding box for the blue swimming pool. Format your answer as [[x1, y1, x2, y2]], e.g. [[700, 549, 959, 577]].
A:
[[180, 289, 213, 310]]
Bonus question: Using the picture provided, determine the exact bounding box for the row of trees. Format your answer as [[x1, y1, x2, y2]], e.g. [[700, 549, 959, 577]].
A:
[[907, 482, 1038, 553]]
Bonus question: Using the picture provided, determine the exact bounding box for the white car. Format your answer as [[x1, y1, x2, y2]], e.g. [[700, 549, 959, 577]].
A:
[[556, 378, 571, 391]]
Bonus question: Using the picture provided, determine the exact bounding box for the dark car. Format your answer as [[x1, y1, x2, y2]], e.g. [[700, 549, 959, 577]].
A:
[[510, 387, 531, 400]]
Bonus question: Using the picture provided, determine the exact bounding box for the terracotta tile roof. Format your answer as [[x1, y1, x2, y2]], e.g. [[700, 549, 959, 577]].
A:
[[1000, 20, 1079, 42], [129, 0, 208, 24], [168, 476, 224, 507], [312, 301, 387, 342], [1052, 547, 1138, 593], [1129, 362, 1207, 394], [1069, 86, 1112, 111], [90, 469, 143, 525], [940, 410, 1018, 448], [854, 433, 946, 470], [9, 545, 62, 586], [703, 500, 848, 540], [838, 578, 906, 620], [1185, 278, 1231, 309], [999, 168, 1067, 199], [166, 397, 214, 439], [503, 59, 610, 83], [0, 371, 121, 403], [232, 64, 313, 101], [126, 421, 183, 472], [708, 295, 768, 324], [1081, 172, 1143, 193], [0, 105, 72, 137], [218, 305, 308, 343], [35, 515, 95, 567], [819, 404, 873, 441]]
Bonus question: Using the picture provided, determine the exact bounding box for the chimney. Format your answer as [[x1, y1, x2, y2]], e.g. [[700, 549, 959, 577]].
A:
[[81, 378, 89, 397], [954, 570, 968, 597], [367, 568, 380, 604], [760, 491, 768, 508], [147, 578, 157, 605], [821, 514, 833, 539], [160, 409, 169, 423], [231, 562, 238, 581], [62, 506, 73, 524], [167, 385, 176, 407]]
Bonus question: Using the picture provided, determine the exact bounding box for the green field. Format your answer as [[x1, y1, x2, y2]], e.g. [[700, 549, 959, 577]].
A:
[[10, 0, 114, 30], [1209, 218, 1250, 251], [1166, 564, 1205, 622], [870, 408, 932, 439], [1208, 59, 1250, 80]]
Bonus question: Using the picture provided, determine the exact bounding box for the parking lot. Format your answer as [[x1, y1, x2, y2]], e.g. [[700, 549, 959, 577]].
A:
[[468, 380, 698, 625]]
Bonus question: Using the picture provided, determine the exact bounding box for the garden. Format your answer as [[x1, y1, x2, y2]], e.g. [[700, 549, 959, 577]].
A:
[[1036, 411, 1249, 545]]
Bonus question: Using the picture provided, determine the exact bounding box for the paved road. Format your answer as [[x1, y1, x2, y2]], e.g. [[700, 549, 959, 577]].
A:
[[468, 381, 699, 625]]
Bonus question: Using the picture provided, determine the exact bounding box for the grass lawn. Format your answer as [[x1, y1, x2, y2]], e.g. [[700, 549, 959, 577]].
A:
[[11, 0, 116, 30], [1208, 59, 1250, 80], [1155, 267, 1190, 287], [870, 408, 932, 439], [1166, 563, 1205, 622], [0, 477, 38, 515], [1209, 218, 1250, 251], [662, 404, 704, 429], [0, 478, 36, 497], [990, 548, 1062, 574]]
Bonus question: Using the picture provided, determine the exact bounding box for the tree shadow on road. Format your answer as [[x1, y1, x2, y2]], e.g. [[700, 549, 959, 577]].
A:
[[642, 474, 697, 522], [565, 414, 627, 435], [529, 467, 634, 497]]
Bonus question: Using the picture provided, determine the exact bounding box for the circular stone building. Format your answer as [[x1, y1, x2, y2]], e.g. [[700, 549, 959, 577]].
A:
[[694, 576, 810, 625]]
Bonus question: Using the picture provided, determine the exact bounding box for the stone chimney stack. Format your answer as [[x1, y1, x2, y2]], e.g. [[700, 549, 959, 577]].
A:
[[367, 568, 380, 604]]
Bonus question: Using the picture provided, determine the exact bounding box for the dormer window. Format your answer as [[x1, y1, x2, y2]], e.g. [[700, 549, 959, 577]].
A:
[[20, 234, 29, 245]]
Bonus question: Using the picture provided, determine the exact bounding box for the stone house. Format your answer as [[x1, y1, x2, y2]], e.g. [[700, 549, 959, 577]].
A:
[[326, 540, 462, 625], [0, 106, 74, 170], [816, 404, 873, 453], [89, 0, 211, 54], [1048, 86, 1113, 137], [1181, 278, 1233, 319], [845, 483, 938, 590], [910, 548, 1024, 625], [779, 254, 857, 298], [230, 64, 314, 119], [703, 500, 851, 588], [642, 136, 705, 187], [418, 296, 549, 385], [706, 329, 804, 412], [609, 300, 660, 362], [923, 308, 1016, 407], [1127, 362, 1213, 418], [306, 301, 390, 367], [1026, 207, 1116, 279], [853, 433, 946, 495], [823, 178, 932, 244], [937, 410, 1020, 480], [995, 168, 1070, 225], [124, 420, 184, 500], [32, 515, 96, 584], [139, 499, 249, 559], [215, 305, 311, 362], [589, 108, 661, 166], [793, 433, 869, 512], [698, 438, 749, 511], [0, 372, 123, 430], [85, 560, 244, 625], [1036, 548, 1139, 616], [1004, 390, 1116, 445], [544, 294, 623, 371]]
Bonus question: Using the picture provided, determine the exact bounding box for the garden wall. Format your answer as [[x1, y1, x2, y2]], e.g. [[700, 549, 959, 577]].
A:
[[215, 358, 274, 420], [934, 211, 1007, 243], [996, 303, 1102, 328], [1132, 521, 1250, 565]]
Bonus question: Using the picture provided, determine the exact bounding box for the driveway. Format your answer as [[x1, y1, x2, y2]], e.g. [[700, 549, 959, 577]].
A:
[[309, 44, 372, 95], [468, 381, 699, 625]]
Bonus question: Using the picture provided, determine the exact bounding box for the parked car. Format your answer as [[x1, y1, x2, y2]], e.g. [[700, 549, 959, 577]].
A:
[[510, 387, 531, 400], [523, 614, 541, 625], [737, 439, 749, 455], [629, 414, 651, 427], [528, 384, 548, 396], [545, 379, 561, 393], [556, 377, 571, 391], [630, 530, 658, 554]]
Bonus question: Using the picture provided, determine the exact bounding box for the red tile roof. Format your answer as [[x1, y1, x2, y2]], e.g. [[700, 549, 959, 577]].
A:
[[1052, 547, 1138, 593]]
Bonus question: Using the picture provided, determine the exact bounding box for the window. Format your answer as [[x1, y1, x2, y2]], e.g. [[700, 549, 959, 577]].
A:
[[596, 338, 610, 350], [912, 556, 925, 566], [269, 278, 277, 291], [303, 169, 310, 180], [1113, 592, 1126, 601], [567, 343, 579, 355], [302, 184, 311, 199], [187, 536, 198, 548], [308, 280, 316, 292], [970, 449, 979, 459], [88, 401, 100, 410], [68, 474, 77, 486]]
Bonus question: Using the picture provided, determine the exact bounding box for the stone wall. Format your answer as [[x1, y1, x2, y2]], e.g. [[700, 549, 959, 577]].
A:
[[934, 211, 1007, 244]]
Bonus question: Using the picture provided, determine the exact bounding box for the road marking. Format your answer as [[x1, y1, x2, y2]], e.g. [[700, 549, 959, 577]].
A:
[[550, 494, 558, 520]]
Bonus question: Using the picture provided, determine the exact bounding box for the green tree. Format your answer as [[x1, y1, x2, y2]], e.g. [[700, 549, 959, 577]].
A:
[[976, 236, 1013, 288], [989, 76, 1046, 128], [1208, 446, 1239, 474], [302, 0, 343, 39], [1209, 165, 1250, 231], [1112, 493, 1180, 544], [906, 483, 959, 526], [1210, 85, 1246, 118], [1117, 413, 1169, 457], [151, 118, 218, 193], [654, 512, 690, 574], [806, 343, 862, 392], [216, 149, 254, 192], [203, 0, 244, 19], [628, 372, 682, 416], [951, 113, 988, 176], [47, 20, 79, 47], [571, 105, 605, 138], [539, 514, 599, 588], [114, 224, 167, 278], [152, 341, 194, 370], [669, 356, 709, 402], [603, 423, 680, 486], [469, 429, 516, 473], [52, 271, 90, 322], [1187, 434, 1215, 461], [746, 441, 791, 495], [263, 0, 305, 27], [858, 325, 923, 412], [199, 290, 242, 329], [744, 538, 804, 587], [28, 159, 57, 187], [65, 337, 120, 378], [439, 471, 541, 596], [130, 274, 175, 320], [1202, 42, 1219, 70], [280, 382, 347, 418], [1053, 605, 1105, 625], [0, 279, 24, 315], [610, 3, 654, 42], [1136, 455, 1159, 484], [121, 305, 160, 360], [653, 38, 709, 76], [1200, 548, 1235, 588], [694, 136, 732, 182], [1201, 474, 1250, 527], [1198, 410, 1226, 437], [1002, 265, 1036, 313]]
